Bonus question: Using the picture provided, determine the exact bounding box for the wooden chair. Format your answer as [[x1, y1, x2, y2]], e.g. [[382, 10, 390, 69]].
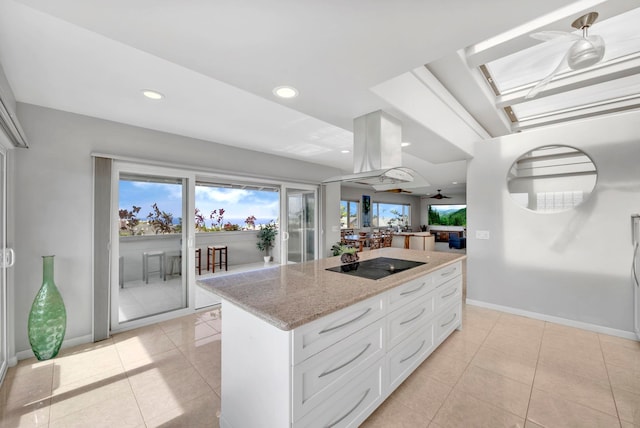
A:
[[369, 232, 383, 250], [382, 232, 392, 247]]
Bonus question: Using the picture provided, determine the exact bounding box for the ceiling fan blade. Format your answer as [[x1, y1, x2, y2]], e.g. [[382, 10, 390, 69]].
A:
[[529, 30, 579, 42], [525, 49, 570, 99]]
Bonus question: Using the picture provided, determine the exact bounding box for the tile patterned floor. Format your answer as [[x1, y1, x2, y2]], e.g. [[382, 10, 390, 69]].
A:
[[1, 304, 639, 427]]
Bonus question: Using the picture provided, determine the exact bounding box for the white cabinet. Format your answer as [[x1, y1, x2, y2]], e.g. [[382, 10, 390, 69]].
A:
[[292, 295, 385, 365], [219, 261, 463, 428], [292, 318, 384, 422]]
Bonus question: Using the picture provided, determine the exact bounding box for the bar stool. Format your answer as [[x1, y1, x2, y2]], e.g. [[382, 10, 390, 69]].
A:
[[143, 250, 165, 284], [195, 248, 201, 275], [207, 245, 228, 273], [166, 251, 182, 278]]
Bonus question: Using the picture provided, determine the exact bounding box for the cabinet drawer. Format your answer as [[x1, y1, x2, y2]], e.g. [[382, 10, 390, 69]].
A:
[[387, 274, 433, 313], [293, 295, 385, 364], [433, 261, 461, 288], [386, 322, 435, 391], [435, 276, 462, 311], [294, 359, 384, 428], [387, 292, 435, 350], [435, 302, 462, 345], [293, 319, 384, 422]]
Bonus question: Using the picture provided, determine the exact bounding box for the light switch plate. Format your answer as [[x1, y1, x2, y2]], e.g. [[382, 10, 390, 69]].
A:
[[476, 230, 490, 240]]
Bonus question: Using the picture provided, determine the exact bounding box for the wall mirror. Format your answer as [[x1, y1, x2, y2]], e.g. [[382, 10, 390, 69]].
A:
[[507, 145, 597, 213]]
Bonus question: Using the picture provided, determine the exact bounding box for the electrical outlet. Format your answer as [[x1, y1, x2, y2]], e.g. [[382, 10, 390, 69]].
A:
[[476, 230, 490, 240]]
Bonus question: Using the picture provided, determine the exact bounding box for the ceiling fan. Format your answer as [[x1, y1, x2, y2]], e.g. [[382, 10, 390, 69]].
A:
[[525, 11, 605, 99], [430, 189, 450, 199], [377, 188, 412, 194]]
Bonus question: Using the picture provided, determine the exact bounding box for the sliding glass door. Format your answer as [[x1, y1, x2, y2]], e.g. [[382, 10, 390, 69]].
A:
[[283, 187, 317, 264], [0, 148, 7, 383], [111, 163, 193, 330]]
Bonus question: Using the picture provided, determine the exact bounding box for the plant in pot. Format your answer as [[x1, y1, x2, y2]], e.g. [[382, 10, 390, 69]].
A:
[[331, 242, 359, 263], [257, 221, 278, 262]]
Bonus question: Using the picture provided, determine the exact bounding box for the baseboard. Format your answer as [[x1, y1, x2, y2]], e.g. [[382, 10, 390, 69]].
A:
[[466, 299, 638, 341], [15, 333, 94, 361]]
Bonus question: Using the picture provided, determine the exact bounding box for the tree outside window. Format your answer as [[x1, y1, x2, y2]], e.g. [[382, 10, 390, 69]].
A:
[[340, 200, 359, 228]]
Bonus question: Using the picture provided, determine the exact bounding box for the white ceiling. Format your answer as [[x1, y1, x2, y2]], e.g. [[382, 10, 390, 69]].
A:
[[0, 0, 583, 197]]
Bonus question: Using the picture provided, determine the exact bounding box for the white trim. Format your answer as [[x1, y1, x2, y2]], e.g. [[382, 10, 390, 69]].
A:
[[466, 298, 639, 341], [15, 334, 94, 361]]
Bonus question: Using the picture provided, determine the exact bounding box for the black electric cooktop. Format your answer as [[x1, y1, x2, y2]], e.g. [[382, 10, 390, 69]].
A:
[[326, 257, 426, 280]]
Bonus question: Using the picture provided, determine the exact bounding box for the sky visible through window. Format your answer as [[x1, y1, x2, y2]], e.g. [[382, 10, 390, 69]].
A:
[[119, 180, 280, 228]]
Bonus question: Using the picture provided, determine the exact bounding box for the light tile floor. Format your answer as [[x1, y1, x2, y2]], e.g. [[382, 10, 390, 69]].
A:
[[2, 305, 639, 427]]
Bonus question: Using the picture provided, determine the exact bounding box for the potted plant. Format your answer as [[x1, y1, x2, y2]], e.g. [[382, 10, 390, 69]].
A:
[[257, 221, 278, 262], [331, 242, 359, 263]]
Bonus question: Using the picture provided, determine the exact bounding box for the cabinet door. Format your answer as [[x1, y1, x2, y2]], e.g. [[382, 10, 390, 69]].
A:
[[387, 292, 435, 350], [292, 319, 384, 422], [433, 261, 461, 288], [293, 295, 385, 364], [294, 360, 384, 428], [386, 322, 435, 391], [435, 302, 462, 345], [435, 276, 462, 311], [387, 273, 433, 313]]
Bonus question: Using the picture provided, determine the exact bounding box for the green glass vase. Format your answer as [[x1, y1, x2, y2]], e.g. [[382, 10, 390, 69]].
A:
[[28, 255, 67, 360]]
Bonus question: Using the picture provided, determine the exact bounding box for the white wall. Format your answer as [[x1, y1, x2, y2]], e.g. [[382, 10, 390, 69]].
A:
[[11, 103, 342, 355], [467, 109, 640, 333], [340, 185, 422, 230]]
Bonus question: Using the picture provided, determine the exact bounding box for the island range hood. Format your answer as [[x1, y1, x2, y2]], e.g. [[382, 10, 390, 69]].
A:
[[322, 110, 419, 190]]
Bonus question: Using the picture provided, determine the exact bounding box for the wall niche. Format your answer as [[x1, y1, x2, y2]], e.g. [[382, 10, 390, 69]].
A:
[[507, 145, 597, 213]]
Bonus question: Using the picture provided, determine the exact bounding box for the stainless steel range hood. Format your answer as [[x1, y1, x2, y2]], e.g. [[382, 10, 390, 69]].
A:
[[322, 110, 418, 190]]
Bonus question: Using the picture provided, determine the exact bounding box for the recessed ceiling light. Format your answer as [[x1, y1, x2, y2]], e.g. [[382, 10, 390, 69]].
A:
[[341, 150, 350, 154], [452, 181, 458, 184], [142, 89, 164, 100], [401, 142, 411, 147], [273, 86, 298, 99]]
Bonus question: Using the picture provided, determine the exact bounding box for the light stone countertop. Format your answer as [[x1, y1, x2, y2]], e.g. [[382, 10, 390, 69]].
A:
[[197, 247, 466, 331]]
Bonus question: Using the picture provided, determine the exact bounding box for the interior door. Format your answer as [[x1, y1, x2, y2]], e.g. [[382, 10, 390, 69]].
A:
[[283, 187, 317, 264]]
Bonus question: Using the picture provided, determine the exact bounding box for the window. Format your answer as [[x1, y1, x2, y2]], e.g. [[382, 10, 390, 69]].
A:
[[340, 200, 359, 228], [119, 174, 183, 236], [195, 181, 279, 231], [372, 202, 410, 228]]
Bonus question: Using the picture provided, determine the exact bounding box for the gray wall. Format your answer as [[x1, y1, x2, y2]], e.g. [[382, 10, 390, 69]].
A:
[[11, 103, 341, 354], [467, 109, 640, 333]]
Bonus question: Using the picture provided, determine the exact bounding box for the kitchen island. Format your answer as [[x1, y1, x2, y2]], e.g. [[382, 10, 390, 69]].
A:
[[198, 247, 465, 428]]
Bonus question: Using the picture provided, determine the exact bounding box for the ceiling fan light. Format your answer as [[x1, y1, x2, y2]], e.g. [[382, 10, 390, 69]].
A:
[[567, 37, 605, 70]]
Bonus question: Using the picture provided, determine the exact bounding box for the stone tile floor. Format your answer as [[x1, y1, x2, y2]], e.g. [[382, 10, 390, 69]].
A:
[[1, 304, 639, 427]]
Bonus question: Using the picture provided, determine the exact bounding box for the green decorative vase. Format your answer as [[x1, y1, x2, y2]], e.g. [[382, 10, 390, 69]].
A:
[[28, 255, 67, 360]]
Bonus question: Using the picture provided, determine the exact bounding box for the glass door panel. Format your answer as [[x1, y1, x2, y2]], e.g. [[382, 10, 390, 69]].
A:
[[0, 148, 6, 383], [284, 188, 317, 264], [114, 172, 188, 325]]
